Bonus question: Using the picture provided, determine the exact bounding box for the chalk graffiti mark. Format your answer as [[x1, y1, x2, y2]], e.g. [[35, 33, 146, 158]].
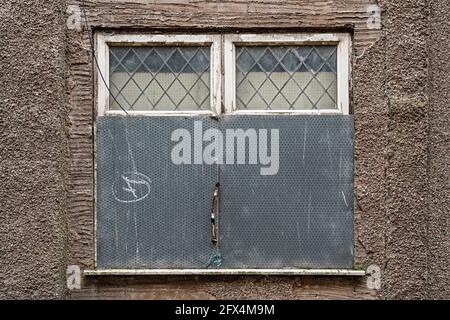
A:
[[113, 172, 151, 203]]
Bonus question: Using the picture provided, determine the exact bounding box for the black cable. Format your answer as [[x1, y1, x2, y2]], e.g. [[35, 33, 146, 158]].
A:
[[79, 0, 129, 115]]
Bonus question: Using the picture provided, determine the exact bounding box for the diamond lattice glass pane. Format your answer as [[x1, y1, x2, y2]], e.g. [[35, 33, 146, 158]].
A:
[[109, 46, 210, 111], [236, 45, 337, 110]]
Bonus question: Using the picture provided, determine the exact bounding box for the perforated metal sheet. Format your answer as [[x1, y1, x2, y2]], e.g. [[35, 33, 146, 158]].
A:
[[96, 115, 354, 269], [218, 115, 355, 268], [96, 116, 218, 268]]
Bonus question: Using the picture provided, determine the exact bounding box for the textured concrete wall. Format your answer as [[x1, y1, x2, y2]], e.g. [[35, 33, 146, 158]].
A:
[[0, 0, 68, 298], [0, 0, 448, 299], [426, 0, 450, 299], [66, 0, 449, 300], [66, 0, 383, 300], [383, 0, 430, 299], [357, 0, 449, 299]]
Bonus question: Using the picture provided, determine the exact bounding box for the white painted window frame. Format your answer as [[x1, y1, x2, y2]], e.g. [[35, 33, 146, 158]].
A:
[[95, 33, 222, 116], [96, 33, 350, 117], [224, 33, 351, 115]]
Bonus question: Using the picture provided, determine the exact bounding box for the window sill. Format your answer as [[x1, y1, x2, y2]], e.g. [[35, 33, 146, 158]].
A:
[[83, 269, 366, 277]]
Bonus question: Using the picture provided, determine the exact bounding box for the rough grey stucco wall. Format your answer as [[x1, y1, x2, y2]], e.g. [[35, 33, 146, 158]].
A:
[[0, 0, 448, 299], [383, 0, 430, 299], [65, 0, 450, 300], [426, 0, 450, 299], [66, 0, 382, 300], [0, 1, 68, 298]]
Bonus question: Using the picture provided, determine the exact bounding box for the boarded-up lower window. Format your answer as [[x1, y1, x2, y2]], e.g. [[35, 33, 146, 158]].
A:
[[95, 33, 354, 270]]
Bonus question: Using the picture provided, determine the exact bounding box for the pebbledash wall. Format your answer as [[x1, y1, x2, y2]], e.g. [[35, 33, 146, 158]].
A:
[[0, 0, 448, 299]]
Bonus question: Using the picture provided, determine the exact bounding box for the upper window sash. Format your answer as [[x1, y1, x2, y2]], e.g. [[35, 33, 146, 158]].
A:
[[95, 34, 222, 116], [96, 33, 351, 116], [224, 33, 351, 115]]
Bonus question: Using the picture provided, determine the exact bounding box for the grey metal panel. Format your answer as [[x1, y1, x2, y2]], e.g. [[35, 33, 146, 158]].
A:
[[96, 116, 218, 269], [218, 115, 354, 269], [96, 115, 354, 270]]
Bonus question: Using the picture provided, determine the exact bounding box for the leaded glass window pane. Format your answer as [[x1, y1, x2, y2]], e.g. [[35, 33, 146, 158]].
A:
[[236, 45, 337, 110], [109, 46, 210, 111]]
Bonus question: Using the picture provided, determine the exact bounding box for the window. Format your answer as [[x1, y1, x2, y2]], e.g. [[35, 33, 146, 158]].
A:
[[234, 45, 337, 110], [109, 46, 211, 111], [224, 34, 350, 114], [96, 33, 350, 115], [96, 34, 222, 115], [95, 33, 354, 271]]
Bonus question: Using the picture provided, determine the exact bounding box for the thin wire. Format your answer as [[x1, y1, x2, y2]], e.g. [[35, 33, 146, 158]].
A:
[[79, 0, 129, 115]]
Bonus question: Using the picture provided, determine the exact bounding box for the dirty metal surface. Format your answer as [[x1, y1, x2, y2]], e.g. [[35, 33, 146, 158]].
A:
[[96, 116, 218, 268], [96, 115, 354, 269], [218, 115, 355, 268]]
